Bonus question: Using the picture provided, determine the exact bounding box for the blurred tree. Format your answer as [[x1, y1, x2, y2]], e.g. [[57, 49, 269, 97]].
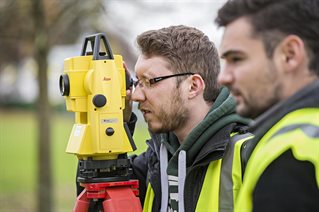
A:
[[0, 0, 225, 209], [0, 0, 106, 211]]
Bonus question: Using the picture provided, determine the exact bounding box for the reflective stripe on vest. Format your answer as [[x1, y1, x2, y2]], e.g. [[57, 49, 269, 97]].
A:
[[196, 132, 253, 212], [235, 108, 319, 212], [228, 133, 254, 208], [142, 132, 253, 212], [143, 183, 155, 212]]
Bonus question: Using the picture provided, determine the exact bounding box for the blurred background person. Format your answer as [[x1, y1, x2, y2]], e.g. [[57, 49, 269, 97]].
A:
[[216, 0, 319, 211]]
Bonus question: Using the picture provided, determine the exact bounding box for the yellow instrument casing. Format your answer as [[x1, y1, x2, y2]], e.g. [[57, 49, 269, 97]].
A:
[[60, 35, 134, 161]]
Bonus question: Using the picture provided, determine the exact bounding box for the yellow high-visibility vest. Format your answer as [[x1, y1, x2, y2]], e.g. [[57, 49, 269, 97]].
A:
[[235, 108, 319, 212]]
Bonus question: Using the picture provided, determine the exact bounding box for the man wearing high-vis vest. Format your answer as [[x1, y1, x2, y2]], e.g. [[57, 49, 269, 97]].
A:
[[216, 0, 319, 211], [129, 25, 253, 212]]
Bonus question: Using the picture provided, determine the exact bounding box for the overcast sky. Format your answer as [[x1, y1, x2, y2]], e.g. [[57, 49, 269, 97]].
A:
[[103, 0, 227, 53]]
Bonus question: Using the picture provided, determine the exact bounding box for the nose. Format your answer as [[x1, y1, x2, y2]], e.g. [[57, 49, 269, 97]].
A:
[[131, 85, 146, 102], [217, 67, 234, 87]]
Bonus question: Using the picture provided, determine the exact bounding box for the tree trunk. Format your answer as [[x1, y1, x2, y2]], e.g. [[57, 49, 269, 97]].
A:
[[31, 0, 52, 211], [35, 38, 52, 212]]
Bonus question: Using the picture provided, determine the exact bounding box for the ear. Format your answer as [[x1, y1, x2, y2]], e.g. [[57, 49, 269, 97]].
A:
[[278, 35, 306, 73], [188, 74, 205, 99]]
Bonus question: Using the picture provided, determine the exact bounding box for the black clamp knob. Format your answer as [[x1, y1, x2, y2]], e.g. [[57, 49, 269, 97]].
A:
[[105, 127, 115, 136], [92, 94, 107, 107]]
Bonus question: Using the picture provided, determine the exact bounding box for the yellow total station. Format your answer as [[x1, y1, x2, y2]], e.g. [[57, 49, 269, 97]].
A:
[[59, 33, 136, 163]]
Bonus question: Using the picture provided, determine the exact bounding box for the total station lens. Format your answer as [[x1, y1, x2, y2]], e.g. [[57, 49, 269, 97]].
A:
[[59, 74, 70, 96]]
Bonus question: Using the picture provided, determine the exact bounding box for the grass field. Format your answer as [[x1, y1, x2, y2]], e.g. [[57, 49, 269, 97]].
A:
[[0, 109, 149, 211]]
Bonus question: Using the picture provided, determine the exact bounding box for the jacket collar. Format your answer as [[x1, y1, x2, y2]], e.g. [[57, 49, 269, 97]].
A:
[[147, 123, 237, 168], [191, 123, 236, 167]]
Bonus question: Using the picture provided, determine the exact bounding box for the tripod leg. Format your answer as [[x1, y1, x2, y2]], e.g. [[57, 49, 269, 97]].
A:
[[74, 189, 90, 212], [103, 187, 142, 212]]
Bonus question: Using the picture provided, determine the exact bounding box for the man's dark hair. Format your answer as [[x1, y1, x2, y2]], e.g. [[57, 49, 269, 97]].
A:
[[136, 25, 220, 102], [215, 0, 319, 76]]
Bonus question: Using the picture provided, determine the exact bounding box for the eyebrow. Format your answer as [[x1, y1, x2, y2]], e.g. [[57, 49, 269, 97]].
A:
[[141, 71, 157, 79], [135, 72, 152, 80], [220, 50, 243, 59]]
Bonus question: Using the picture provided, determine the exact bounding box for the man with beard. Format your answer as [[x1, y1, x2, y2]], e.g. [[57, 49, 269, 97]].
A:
[[129, 25, 252, 212], [215, 0, 319, 211]]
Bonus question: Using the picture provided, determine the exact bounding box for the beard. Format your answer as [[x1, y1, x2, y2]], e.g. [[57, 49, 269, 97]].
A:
[[236, 61, 282, 119], [237, 86, 281, 119], [148, 88, 189, 133]]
